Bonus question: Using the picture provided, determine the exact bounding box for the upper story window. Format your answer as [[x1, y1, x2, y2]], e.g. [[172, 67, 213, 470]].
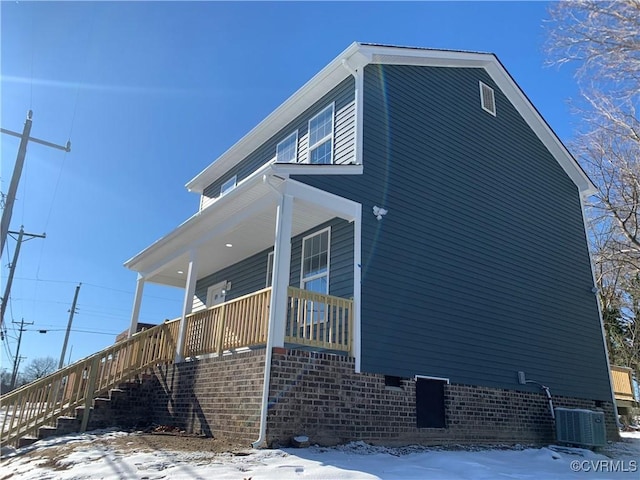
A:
[[276, 131, 298, 163], [220, 175, 237, 196], [308, 104, 334, 164]]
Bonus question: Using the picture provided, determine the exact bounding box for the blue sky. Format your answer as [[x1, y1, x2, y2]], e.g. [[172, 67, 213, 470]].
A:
[[0, 1, 579, 373]]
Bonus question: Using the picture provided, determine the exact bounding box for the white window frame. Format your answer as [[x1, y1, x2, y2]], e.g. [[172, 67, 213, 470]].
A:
[[479, 81, 496, 116], [220, 175, 237, 196], [266, 251, 274, 287], [307, 104, 335, 165], [276, 131, 299, 163], [299, 227, 331, 293]]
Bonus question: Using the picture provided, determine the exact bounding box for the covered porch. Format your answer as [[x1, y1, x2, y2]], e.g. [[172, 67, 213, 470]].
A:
[[124, 163, 361, 363]]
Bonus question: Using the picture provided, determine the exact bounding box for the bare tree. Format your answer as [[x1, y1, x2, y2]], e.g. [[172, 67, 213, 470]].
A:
[[0, 368, 12, 394], [21, 356, 57, 383], [546, 1, 640, 373]]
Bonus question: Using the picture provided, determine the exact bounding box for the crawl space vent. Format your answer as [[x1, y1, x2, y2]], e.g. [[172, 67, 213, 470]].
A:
[[479, 81, 496, 116]]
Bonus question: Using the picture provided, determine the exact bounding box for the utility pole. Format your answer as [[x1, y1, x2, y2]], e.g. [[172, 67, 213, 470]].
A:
[[59, 284, 81, 369], [0, 110, 71, 257], [10, 318, 33, 389], [0, 226, 46, 328]]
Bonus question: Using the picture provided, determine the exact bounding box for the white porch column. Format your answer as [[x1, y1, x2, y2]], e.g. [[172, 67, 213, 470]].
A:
[[128, 274, 146, 338], [269, 193, 294, 348], [352, 204, 362, 372], [175, 250, 199, 362]]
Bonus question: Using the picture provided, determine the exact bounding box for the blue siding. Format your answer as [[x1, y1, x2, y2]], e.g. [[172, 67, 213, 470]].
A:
[[194, 218, 353, 309], [294, 64, 611, 401], [201, 77, 355, 209]]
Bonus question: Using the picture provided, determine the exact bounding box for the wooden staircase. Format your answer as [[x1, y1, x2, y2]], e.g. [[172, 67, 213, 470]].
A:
[[0, 320, 179, 448]]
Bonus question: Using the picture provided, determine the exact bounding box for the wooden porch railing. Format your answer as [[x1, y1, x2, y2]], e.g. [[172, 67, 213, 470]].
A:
[[182, 287, 271, 358], [0, 321, 178, 448], [611, 365, 636, 402], [1, 286, 353, 448], [285, 286, 353, 352]]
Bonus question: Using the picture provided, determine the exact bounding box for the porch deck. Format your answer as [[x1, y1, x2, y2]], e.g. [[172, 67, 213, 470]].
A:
[[610, 365, 637, 404], [180, 286, 353, 358]]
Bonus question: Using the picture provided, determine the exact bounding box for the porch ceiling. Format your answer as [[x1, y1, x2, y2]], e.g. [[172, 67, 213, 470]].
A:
[[126, 175, 355, 288]]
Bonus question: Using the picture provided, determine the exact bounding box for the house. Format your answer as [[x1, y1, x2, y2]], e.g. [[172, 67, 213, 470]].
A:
[[122, 42, 618, 447]]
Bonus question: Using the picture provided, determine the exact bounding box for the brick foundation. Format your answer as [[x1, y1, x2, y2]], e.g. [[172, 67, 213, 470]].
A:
[[148, 350, 265, 441], [265, 349, 619, 446], [140, 348, 618, 447]]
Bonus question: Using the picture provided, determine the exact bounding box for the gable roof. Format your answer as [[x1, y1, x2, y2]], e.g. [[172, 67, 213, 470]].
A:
[[186, 42, 595, 197]]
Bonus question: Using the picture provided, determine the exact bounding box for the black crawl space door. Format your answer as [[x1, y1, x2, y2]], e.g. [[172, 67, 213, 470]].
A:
[[415, 378, 447, 428]]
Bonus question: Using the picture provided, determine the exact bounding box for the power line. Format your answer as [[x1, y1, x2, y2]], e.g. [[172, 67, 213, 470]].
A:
[[0, 111, 71, 257], [13, 277, 182, 301], [24, 328, 119, 336], [1, 227, 46, 328], [10, 319, 33, 389]]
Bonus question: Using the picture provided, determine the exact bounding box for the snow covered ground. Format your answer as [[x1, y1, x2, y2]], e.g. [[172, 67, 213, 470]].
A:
[[0, 430, 638, 479]]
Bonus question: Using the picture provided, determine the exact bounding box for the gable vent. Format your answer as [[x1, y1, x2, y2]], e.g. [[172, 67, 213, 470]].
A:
[[479, 81, 496, 116]]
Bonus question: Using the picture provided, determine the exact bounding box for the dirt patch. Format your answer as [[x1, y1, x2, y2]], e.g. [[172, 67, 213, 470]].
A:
[[0, 430, 252, 476], [105, 432, 251, 454]]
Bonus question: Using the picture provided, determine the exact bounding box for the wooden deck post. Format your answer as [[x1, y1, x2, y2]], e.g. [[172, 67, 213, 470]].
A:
[[80, 356, 100, 433], [216, 303, 226, 355]]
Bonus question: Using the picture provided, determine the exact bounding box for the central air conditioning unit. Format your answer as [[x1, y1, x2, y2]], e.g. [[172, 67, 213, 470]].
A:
[[554, 408, 606, 447]]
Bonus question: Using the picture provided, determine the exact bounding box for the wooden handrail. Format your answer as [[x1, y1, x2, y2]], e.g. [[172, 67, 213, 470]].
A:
[[0, 286, 352, 448], [182, 287, 271, 358], [0, 321, 178, 448], [285, 286, 353, 352]]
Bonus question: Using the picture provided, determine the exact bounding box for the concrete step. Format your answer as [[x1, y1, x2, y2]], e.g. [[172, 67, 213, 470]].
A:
[[38, 425, 59, 439], [17, 436, 38, 448], [56, 416, 80, 434], [93, 398, 111, 410]]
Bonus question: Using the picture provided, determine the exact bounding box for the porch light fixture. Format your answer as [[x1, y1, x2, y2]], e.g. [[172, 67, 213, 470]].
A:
[[225, 243, 233, 248], [177, 270, 184, 274]]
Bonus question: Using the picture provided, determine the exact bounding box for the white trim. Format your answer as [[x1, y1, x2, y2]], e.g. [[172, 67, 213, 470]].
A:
[[271, 194, 294, 346], [479, 81, 496, 116], [137, 193, 274, 279], [578, 195, 621, 427], [414, 374, 450, 384], [481, 61, 595, 196], [175, 251, 199, 363], [185, 43, 594, 197], [253, 193, 293, 448], [281, 179, 359, 221], [220, 175, 237, 197], [276, 131, 299, 163], [355, 63, 364, 167], [125, 162, 277, 273], [187, 42, 363, 193], [307, 103, 335, 165], [353, 204, 362, 372], [299, 227, 331, 294], [128, 274, 145, 338], [270, 163, 362, 176]]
